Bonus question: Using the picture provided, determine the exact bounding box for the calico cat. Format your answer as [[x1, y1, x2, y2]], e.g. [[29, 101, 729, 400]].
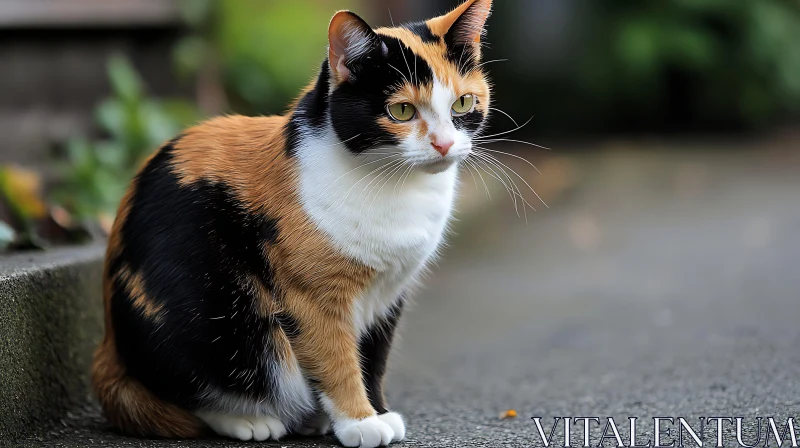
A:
[[92, 0, 492, 446]]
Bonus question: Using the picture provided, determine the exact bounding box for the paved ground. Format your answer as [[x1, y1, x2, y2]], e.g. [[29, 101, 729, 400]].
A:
[[23, 145, 800, 447]]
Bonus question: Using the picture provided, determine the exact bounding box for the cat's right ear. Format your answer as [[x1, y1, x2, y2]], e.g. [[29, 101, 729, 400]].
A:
[[328, 11, 380, 84]]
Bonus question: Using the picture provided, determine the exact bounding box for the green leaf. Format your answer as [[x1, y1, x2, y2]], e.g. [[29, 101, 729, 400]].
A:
[[107, 55, 143, 103], [96, 99, 126, 139]]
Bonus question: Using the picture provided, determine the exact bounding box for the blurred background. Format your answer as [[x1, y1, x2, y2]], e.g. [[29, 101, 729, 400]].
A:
[[0, 0, 798, 248], [3, 1, 800, 444]]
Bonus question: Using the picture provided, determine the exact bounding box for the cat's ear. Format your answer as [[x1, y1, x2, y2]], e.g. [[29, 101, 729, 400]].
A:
[[430, 0, 492, 57], [328, 11, 381, 83]]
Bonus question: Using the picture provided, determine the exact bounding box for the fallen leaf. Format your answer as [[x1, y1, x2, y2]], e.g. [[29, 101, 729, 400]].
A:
[[500, 409, 517, 420], [0, 165, 47, 220]]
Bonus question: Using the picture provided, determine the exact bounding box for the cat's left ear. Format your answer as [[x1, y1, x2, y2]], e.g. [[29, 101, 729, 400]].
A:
[[429, 0, 492, 58], [328, 11, 382, 83]]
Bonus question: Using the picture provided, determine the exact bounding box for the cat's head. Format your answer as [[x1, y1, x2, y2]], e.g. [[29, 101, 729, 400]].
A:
[[326, 0, 492, 174]]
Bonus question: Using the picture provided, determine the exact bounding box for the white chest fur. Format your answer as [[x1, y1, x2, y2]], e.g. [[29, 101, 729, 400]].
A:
[[296, 131, 457, 334]]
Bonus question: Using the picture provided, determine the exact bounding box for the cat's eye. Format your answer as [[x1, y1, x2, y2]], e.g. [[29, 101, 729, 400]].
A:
[[451, 94, 476, 116], [387, 102, 417, 122]]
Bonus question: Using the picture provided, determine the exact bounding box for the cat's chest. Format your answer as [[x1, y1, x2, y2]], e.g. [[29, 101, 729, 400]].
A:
[[297, 153, 458, 332]]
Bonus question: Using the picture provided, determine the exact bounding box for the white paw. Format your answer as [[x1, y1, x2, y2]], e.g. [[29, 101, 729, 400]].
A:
[[333, 415, 394, 448], [378, 412, 405, 442], [197, 412, 287, 441]]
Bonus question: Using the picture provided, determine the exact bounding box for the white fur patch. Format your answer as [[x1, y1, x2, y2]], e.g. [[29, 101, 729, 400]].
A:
[[196, 357, 314, 427], [196, 412, 287, 441], [333, 415, 395, 448], [295, 123, 458, 336], [378, 412, 406, 442]]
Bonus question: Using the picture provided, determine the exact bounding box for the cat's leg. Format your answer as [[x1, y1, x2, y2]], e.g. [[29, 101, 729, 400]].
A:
[[288, 303, 395, 448], [196, 412, 288, 442], [359, 302, 406, 442]]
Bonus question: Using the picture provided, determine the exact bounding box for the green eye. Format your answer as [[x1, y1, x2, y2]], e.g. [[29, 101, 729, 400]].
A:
[[452, 94, 476, 116], [387, 102, 417, 121]]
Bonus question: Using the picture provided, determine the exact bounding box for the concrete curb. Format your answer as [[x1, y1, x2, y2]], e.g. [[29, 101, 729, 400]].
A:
[[0, 244, 105, 443]]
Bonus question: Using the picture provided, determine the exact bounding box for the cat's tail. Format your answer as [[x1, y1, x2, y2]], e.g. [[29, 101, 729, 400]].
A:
[[91, 338, 206, 438]]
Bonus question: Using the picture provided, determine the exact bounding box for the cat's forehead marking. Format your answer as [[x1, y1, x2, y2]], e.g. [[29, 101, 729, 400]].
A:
[[375, 26, 490, 110], [376, 27, 455, 86]]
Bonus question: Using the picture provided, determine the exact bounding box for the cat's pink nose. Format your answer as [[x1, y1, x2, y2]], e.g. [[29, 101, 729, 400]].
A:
[[431, 137, 454, 156]]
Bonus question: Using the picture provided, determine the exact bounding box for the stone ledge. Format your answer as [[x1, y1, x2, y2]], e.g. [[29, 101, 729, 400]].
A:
[[0, 244, 105, 443]]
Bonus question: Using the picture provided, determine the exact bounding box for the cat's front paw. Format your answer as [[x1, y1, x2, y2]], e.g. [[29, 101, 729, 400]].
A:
[[197, 413, 287, 441], [378, 412, 405, 442], [333, 415, 394, 448]]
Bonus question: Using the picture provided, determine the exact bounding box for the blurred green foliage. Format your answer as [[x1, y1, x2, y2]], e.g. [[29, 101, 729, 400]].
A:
[[175, 0, 353, 115], [493, 0, 800, 134], [53, 56, 198, 219]]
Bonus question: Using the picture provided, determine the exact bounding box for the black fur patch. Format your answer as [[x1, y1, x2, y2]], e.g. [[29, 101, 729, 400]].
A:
[[110, 142, 291, 410], [330, 35, 434, 153], [453, 109, 486, 136], [359, 300, 404, 414], [286, 62, 330, 157], [444, 41, 478, 75], [404, 21, 439, 44]]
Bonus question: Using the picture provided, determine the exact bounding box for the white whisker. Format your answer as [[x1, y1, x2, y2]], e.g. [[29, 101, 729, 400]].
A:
[[476, 151, 548, 209], [387, 63, 410, 84], [472, 153, 522, 217], [475, 138, 551, 151], [341, 158, 403, 204], [487, 107, 519, 128], [464, 158, 491, 199], [367, 161, 408, 213], [473, 152, 535, 221], [332, 153, 402, 185], [475, 116, 534, 140], [475, 147, 541, 175], [460, 161, 480, 193], [473, 58, 508, 70]]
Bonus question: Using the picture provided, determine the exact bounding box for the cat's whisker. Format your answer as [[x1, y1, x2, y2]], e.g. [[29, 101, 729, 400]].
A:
[[321, 133, 362, 149], [474, 146, 542, 175], [470, 152, 538, 214], [387, 63, 410, 84], [354, 159, 405, 204], [387, 9, 415, 84], [464, 158, 491, 200], [473, 58, 508, 70], [331, 153, 403, 185], [460, 160, 480, 194], [470, 153, 524, 217], [399, 162, 416, 191], [476, 151, 549, 209], [474, 116, 534, 140], [487, 107, 519, 128], [341, 158, 404, 204], [367, 160, 408, 213], [394, 164, 414, 196], [359, 160, 406, 216], [456, 44, 469, 75], [472, 152, 535, 221], [414, 54, 418, 86], [475, 138, 551, 151]]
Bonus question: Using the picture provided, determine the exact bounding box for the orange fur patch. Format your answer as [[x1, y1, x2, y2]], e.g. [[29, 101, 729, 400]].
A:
[[116, 264, 164, 321]]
